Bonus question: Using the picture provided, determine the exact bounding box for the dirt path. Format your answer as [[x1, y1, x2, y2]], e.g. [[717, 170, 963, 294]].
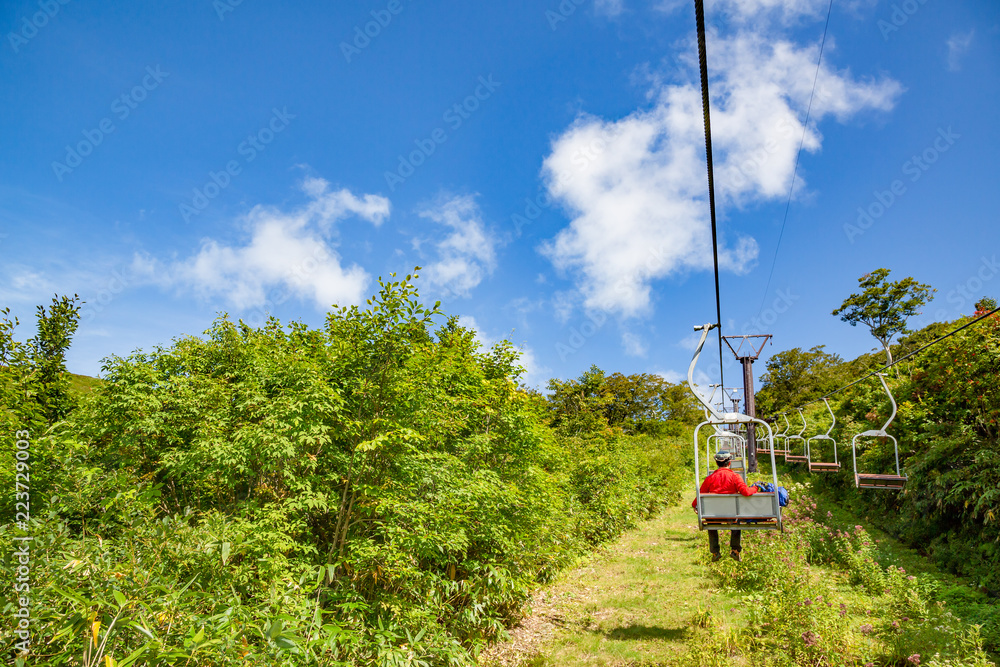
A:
[[479, 502, 743, 666]]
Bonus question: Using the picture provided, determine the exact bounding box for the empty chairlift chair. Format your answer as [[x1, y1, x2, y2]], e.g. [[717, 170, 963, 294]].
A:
[[784, 408, 810, 463], [755, 421, 773, 456], [807, 398, 840, 472], [852, 373, 907, 490], [688, 324, 783, 532], [772, 414, 791, 456]]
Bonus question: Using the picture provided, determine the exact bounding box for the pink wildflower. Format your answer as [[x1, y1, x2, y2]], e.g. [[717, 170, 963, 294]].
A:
[[908, 655, 921, 665]]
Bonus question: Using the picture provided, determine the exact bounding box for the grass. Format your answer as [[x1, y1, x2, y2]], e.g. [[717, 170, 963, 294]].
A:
[[482, 468, 999, 667], [67, 372, 102, 395], [481, 502, 745, 666]]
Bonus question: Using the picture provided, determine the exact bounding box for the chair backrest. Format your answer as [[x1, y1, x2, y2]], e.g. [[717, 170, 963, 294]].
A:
[[698, 492, 778, 518], [807, 398, 837, 465], [850, 374, 903, 487], [795, 408, 808, 438]]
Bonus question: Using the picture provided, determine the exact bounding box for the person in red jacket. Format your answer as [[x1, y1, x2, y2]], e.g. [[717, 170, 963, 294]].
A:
[[692, 450, 757, 562]]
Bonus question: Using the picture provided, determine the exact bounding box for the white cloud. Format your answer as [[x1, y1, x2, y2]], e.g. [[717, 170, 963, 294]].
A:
[[678, 331, 704, 351], [706, 0, 829, 23], [0, 268, 56, 307], [658, 369, 684, 384], [540, 15, 901, 318], [419, 195, 497, 299], [457, 315, 549, 389], [550, 291, 578, 324], [659, 0, 876, 25], [658, 368, 710, 387], [595, 0, 624, 17], [946, 30, 974, 72], [622, 331, 648, 357], [133, 178, 390, 311]]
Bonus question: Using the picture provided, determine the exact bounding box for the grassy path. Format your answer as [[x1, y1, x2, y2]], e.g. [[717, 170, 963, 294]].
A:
[[480, 502, 743, 667], [480, 483, 1000, 666]]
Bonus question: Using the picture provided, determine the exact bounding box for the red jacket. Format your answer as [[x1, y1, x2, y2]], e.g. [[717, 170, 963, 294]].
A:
[[692, 467, 758, 508]]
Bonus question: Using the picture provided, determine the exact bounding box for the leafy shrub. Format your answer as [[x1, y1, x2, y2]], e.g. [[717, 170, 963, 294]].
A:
[[1, 276, 692, 665], [684, 484, 996, 666]]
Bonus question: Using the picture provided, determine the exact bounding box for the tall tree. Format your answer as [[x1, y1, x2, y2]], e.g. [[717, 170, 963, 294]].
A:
[[30, 294, 82, 422], [0, 294, 81, 428], [832, 268, 935, 366]]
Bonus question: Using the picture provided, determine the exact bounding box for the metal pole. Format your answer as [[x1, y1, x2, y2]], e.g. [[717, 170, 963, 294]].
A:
[[721, 334, 771, 474], [741, 356, 758, 473]]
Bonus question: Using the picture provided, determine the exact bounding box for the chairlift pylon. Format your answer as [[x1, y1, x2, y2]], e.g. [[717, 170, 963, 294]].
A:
[[851, 373, 907, 490], [688, 324, 782, 532], [807, 398, 840, 472]]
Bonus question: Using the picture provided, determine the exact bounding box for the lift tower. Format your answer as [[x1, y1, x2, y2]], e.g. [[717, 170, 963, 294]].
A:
[[722, 335, 772, 473]]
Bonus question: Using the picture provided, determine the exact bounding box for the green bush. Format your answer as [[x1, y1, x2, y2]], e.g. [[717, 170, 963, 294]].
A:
[[1, 277, 692, 665], [685, 484, 995, 666]]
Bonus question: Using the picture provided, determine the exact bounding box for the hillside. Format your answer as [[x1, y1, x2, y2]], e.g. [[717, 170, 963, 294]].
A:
[[481, 476, 998, 667]]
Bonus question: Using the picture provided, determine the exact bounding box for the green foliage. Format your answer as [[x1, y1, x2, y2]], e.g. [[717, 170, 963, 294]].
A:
[[756, 345, 847, 417], [832, 268, 936, 365], [1, 275, 692, 665], [765, 314, 1000, 654], [0, 295, 83, 430], [976, 298, 998, 316], [546, 365, 700, 436], [684, 483, 996, 666]]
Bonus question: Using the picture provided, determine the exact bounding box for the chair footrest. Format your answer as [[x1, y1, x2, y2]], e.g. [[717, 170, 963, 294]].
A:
[[856, 474, 906, 489]]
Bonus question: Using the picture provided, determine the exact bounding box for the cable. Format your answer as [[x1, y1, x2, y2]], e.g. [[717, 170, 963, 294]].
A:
[[694, 0, 725, 390], [753, 0, 835, 324], [769, 306, 1000, 416]]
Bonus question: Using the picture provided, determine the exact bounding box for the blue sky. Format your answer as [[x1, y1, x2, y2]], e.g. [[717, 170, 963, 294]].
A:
[[2, 0, 997, 393]]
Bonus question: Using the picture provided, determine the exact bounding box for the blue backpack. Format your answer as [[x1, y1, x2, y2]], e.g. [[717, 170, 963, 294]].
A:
[[752, 481, 789, 507]]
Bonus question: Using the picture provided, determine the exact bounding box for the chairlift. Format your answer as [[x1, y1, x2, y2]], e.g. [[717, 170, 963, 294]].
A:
[[688, 324, 782, 532], [771, 413, 791, 456], [755, 419, 773, 456], [784, 408, 809, 463], [851, 373, 907, 490], [807, 398, 840, 472]]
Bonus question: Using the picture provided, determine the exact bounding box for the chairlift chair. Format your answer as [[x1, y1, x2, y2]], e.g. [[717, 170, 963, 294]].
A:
[[784, 408, 810, 463], [688, 324, 783, 532], [755, 420, 773, 456], [807, 398, 840, 472], [771, 413, 791, 456], [851, 373, 907, 490]]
